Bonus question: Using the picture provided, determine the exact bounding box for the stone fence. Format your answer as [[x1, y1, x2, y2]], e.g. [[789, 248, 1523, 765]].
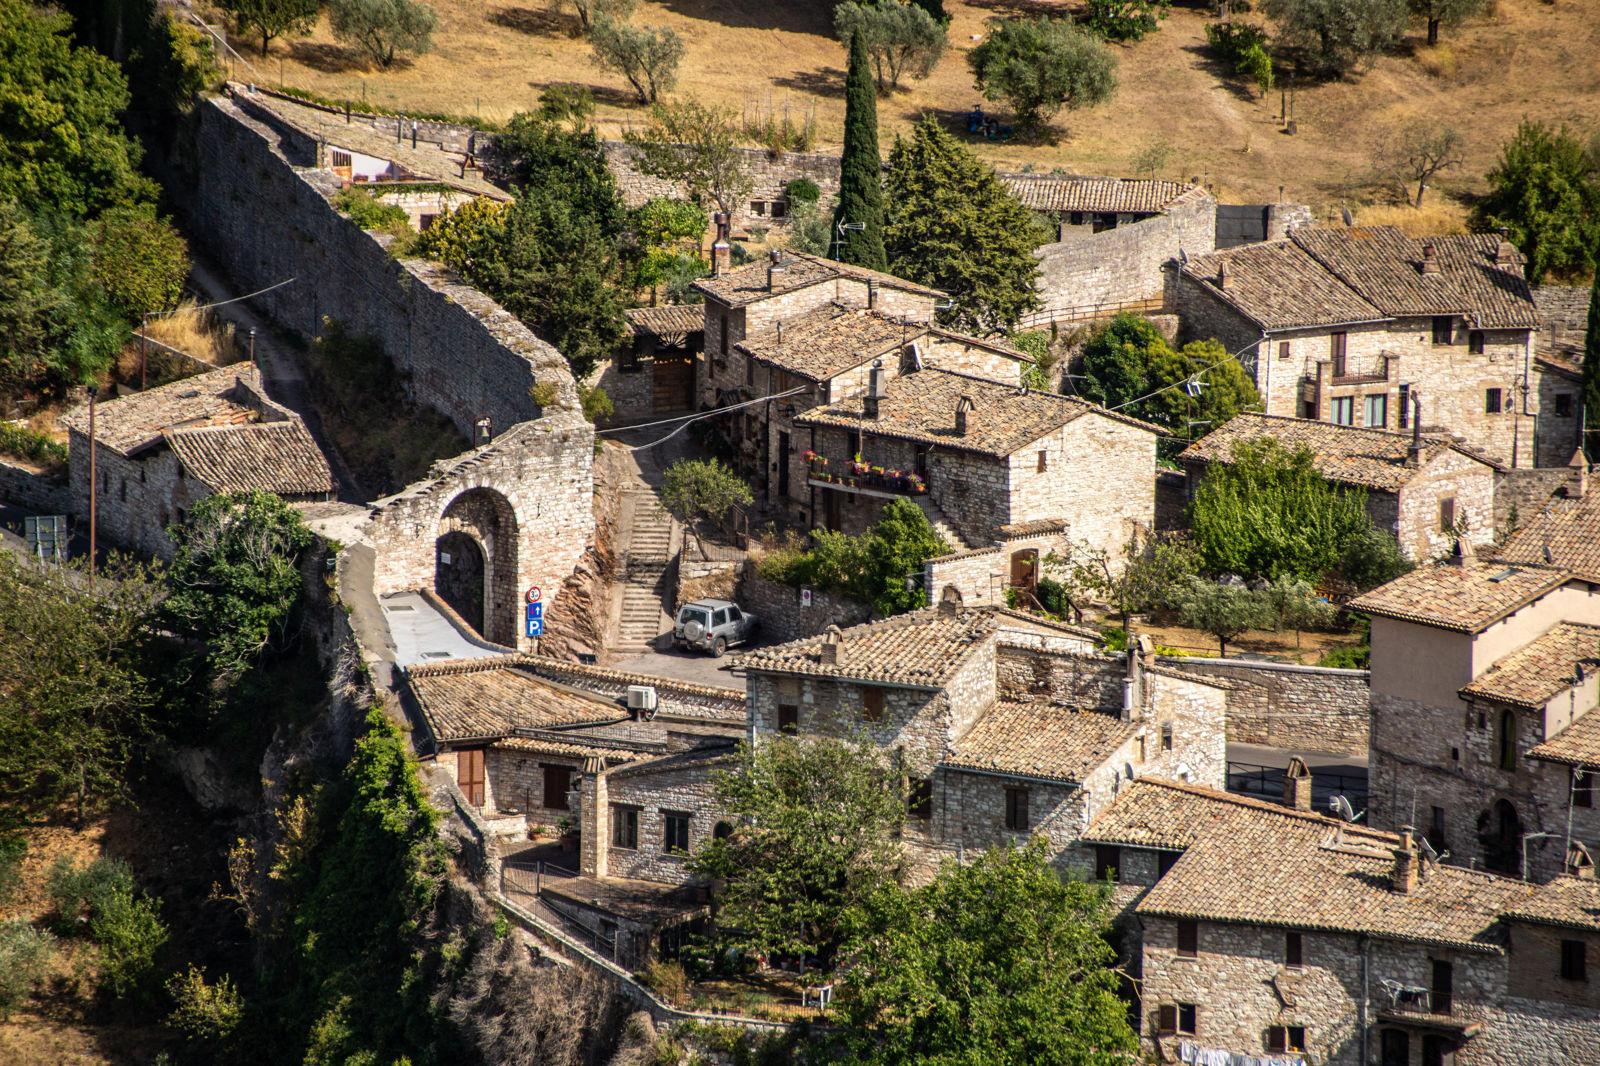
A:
[[0, 458, 70, 515], [738, 564, 871, 644], [1159, 655, 1371, 756]]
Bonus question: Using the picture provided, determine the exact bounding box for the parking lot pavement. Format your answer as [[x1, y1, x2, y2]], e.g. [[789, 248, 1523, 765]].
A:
[[608, 640, 749, 692]]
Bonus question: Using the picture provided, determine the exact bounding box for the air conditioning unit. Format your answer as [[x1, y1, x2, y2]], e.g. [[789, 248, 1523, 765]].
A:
[[626, 685, 659, 718]]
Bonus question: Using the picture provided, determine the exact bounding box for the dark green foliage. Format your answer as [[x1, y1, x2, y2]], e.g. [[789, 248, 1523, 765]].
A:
[[333, 187, 411, 234], [628, 196, 708, 296], [1338, 526, 1413, 591], [1318, 642, 1371, 668], [1206, 20, 1274, 94], [163, 490, 316, 688], [759, 498, 947, 616], [661, 458, 754, 533], [1085, 0, 1170, 42], [1079, 312, 1161, 408], [328, 0, 437, 68], [127, 13, 220, 122], [1585, 265, 1600, 462], [0, 838, 23, 906], [967, 17, 1116, 135], [786, 177, 822, 205], [220, 0, 318, 55], [884, 119, 1044, 332], [1260, 0, 1408, 78], [834, 31, 889, 271], [0, 921, 53, 1019], [691, 735, 906, 969], [1473, 120, 1600, 284], [47, 856, 166, 1000], [837, 839, 1137, 1065], [1175, 577, 1275, 657], [834, 1, 947, 92], [88, 203, 190, 318], [1189, 439, 1376, 582]]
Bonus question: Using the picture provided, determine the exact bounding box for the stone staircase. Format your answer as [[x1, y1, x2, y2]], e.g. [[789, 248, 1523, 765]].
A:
[[613, 493, 675, 652], [915, 495, 971, 553]]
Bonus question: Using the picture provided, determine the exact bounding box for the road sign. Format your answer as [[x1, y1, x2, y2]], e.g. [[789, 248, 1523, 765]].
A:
[[526, 585, 542, 604], [529, 602, 543, 619], [526, 615, 544, 638], [801, 587, 813, 608]]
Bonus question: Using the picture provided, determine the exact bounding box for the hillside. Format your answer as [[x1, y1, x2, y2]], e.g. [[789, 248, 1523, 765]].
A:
[[213, 0, 1600, 211]]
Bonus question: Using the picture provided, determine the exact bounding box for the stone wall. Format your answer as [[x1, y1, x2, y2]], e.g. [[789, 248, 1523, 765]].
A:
[[602, 142, 842, 234], [0, 458, 69, 514], [602, 754, 732, 885], [737, 565, 871, 644], [1032, 187, 1216, 317], [1163, 656, 1371, 756], [68, 430, 214, 560], [1396, 447, 1498, 560], [1496, 466, 1585, 532]]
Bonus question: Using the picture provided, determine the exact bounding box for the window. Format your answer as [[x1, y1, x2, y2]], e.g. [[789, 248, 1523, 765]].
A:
[[1178, 1003, 1198, 1035], [1037, 449, 1048, 473], [1560, 938, 1588, 981], [1278, 340, 1291, 361], [1267, 1026, 1307, 1053], [1364, 393, 1388, 428], [1429, 805, 1448, 852], [1285, 931, 1303, 968], [663, 811, 690, 855], [1556, 393, 1575, 418], [419, 213, 438, 231], [719, 312, 729, 357], [1432, 316, 1454, 345], [771, 200, 788, 220], [612, 805, 640, 849], [1439, 497, 1457, 532], [745, 355, 754, 386], [1095, 845, 1121, 883], [862, 687, 885, 722], [1330, 332, 1348, 376], [1302, 399, 1318, 419], [1577, 768, 1594, 809], [1498, 709, 1518, 771], [1177, 919, 1199, 957], [1158, 850, 1179, 877], [1069, 211, 1085, 226], [1161, 722, 1174, 751], [777, 704, 799, 733], [750, 200, 767, 216], [1399, 383, 1411, 428], [1381, 1029, 1410, 1066], [1331, 396, 1355, 425], [727, 606, 743, 623], [1431, 958, 1453, 1014], [713, 608, 729, 627], [1004, 786, 1030, 831], [908, 777, 933, 819], [1469, 330, 1486, 354], [1485, 387, 1503, 414], [542, 764, 572, 810], [1156, 1004, 1197, 1035], [119, 479, 127, 502]]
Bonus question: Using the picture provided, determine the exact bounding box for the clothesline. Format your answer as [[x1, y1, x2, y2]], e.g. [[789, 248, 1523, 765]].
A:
[[1177, 1039, 1307, 1066]]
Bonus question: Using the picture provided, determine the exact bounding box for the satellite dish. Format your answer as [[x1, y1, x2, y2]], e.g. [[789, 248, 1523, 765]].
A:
[[1340, 206, 1355, 227], [1328, 794, 1367, 822]]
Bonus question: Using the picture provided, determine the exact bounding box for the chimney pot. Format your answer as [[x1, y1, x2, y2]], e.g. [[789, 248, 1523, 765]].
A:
[[819, 625, 844, 665], [1392, 826, 1419, 894], [1420, 242, 1441, 275], [938, 585, 962, 615], [711, 212, 731, 276], [1283, 756, 1313, 812], [867, 279, 879, 310], [1496, 235, 1518, 267], [1216, 262, 1228, 289], [1568, 841, 1596, 879], [865, 358, 887, 419], [954, 394, 975, 436]]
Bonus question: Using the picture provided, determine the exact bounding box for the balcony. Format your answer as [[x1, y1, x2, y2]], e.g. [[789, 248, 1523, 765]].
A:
[[805, 455, 928, 498]]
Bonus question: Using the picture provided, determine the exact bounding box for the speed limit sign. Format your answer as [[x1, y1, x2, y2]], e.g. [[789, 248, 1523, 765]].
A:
[[526, 586, 542, 604]]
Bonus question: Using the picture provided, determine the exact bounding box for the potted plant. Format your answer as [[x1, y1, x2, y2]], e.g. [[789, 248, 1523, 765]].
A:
[[557, 815, 578, 852], [907, 474, 928, 494]]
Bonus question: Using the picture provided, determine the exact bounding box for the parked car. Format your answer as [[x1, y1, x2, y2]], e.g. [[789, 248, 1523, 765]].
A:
[[674, 599, 758, 657]]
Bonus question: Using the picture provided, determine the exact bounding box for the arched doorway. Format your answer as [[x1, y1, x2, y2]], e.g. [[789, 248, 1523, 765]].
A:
[[436, 488, 519, 646], [1483, 799, 1522, 875]]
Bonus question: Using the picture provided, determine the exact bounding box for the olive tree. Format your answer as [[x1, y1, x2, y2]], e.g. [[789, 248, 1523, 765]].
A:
[[967, 17, 1115, 137], [834, 0, 948, 93], [328, 0, 437, 68], [590, 20, 683, 104]]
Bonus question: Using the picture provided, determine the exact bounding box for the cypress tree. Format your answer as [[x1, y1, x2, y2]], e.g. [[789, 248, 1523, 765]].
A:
[[1585, 265, 1600, 462], [833, 29, 888, 271]]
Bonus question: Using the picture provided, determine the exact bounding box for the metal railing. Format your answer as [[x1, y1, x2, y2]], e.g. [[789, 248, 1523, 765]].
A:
[[1015, 298, 1164, 329], [1226, 761, 1368, 810]]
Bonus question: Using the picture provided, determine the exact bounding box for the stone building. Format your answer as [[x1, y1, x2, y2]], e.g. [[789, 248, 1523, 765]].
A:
[[735, 600, 1229, 878], [587, 305, 702, 423], [1081, 777, 1600, 1066], [62, 365, 334, 559], [1352, 557, 1600, 883], [793, 366, 1160, 575], [1179, 413, 1501, 560], [1167, 227, 1577, 470]]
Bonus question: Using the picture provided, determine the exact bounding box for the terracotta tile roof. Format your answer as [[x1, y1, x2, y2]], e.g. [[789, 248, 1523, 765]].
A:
[[625, 304, 704, 337], [1529, 711, 1600, 768], [795, 367, 1157, 458], [945, 702, 1136, 783], [1180, 413, 1500, 493], [1497, 490, 1600, 580], [738, 306, 910, 382], [1291, 227, 1538, 329], [164, 420, 334, 497], [521, 656, 747, 705], [693, 251, 943, 308], [1348, 562, 1572, 633], [63, 365, 266, 455], [492, 734, 648, 763], [998, 517, 1071, 538], [404, 657, 625, 744], [1082, 777, 1383, 851], [1000, 174, 1195, 216], [1460, 622, 1600, 709], [1182, 240, 1385, 331], [734, 606, 999, 687], [1503, 876, 1600, 932]]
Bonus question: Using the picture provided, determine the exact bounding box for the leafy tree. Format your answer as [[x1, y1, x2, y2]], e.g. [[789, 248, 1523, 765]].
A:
[[1130, 136, 1173, 179], [1085, 0, 1170, 42], [328, 0, 437, 68], [561, 0, 636, 35], [1079, 312, 1161, 409], [1586, 263, 1600, 462], [1260, 0, 1408, 78], [1175, 576, 1274, 657], [1338, 526, 1412, 591], [220, 0, 318, 55], [90, 876, 168, 999], [967, 17, 1116, 137], [624, 98, 755, 220], [494, 104, 629, 239], [127, 13, 220, 122], [1473, 120, 1600, 284], [834, 1, 947, 92], [834, 30, 889, 271], [785, 178, 834, 256], [761, 499, 947, 616], [884, 119, 1044, 332], [1409, 0, 1487, 45], [0, 0, 158, 218], [88, 203, 190, 318], [1189, 439, 1373, 582], [1378, 122, 1464, 207], [590, 19, 683, 104], [163, 490, 315, 688], [691, 735, 906, 970], [838, 839, 1136, 1065], [1142, 338, 1260, 447], [661, 458, 755, 535], [1242, 41, 1275, 98], [0, 921, 53, 1019], [1263, 574, 1337, 646], [0, 555, 161, 829], [166, 965, 245, 1046], [628, 197, 708, 296]]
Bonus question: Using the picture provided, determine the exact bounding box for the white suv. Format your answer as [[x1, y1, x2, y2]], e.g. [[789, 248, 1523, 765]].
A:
[[674, 599, 758, 657]]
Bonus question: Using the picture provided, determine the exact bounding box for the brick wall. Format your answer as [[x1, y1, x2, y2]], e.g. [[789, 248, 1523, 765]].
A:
[[1033, 187, 1217, 314], [1163, 657, 1371, 756]]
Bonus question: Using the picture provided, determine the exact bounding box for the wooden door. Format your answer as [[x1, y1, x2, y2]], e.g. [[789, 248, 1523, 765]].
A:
[[778, 431, 791, 498], [543, 764, 572, 811], [823, 489, 842, 532], [1010, 549, 1039, 590], [457, 749, 485, 807], [652, 349, 695, 412]]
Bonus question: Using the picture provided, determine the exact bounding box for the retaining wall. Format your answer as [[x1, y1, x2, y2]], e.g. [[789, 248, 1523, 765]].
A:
[[0, 458, 70, 515], [738, 563, 871, 644], [1158, 655, 1371, 756]]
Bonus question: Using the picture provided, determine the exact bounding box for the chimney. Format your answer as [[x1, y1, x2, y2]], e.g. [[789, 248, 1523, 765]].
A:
[[711, 212, 731, 276], [818, 624, 845, 666], [1449, 536, 1477, 567], [864, 358, 888, 419], [1216, 262, 1228, 289], [954, 394, 975, 436], [867, 279, 879, 310], [1283, 756, 1313, 812], [1405, 390, 1424, 466], [768, 248, 784, 291], [1391, 826, 1420, 894], [1496, 234, 1518, 269], [1420, 242, 1441, 275], [1570, 448, 1588, 499], [1567, 841, 1596, 879], [938, 584, 963, 616]]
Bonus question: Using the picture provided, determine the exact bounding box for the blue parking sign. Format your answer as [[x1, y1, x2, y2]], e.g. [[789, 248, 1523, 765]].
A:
[[526, 614, 544, 638]]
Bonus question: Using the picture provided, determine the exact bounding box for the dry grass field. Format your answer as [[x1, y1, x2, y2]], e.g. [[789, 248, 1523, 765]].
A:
[[209, 0, 1600, 213]]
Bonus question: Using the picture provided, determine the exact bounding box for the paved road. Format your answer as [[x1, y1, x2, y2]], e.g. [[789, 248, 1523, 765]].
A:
[[382, 590, 511, 667], [610, 643, 749, 691]]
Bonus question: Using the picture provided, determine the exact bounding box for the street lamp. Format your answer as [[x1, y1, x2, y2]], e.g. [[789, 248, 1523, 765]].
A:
[[86, 384, 98, 578], [831, 220, 865, 260]]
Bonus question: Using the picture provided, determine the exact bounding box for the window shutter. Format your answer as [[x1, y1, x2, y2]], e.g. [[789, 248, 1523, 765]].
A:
[[1157, 1005, 1177, 1034]]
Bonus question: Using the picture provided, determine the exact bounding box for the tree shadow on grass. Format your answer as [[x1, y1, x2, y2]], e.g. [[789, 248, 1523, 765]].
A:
[[490, 5, 580, 37], [772, 66, 848, 100], [964, 0, 1076, 18], [1179, 42, 1266, 105], [653, 0, 833, 34], [533, 81, 644, 110], [285, 40, 368, 74]]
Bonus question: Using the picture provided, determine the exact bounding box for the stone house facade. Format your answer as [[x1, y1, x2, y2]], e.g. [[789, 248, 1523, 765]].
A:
[[62, 365, 334, 560], [1352, 559, 1600, 883], [1180, 413, 1500, 560], [1167, 227, 1577, 470], [587, 305, 702, 424]]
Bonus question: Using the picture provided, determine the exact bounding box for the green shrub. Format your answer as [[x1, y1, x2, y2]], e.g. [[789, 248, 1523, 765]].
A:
[[166, 964, 244, 1044], [1084, 0, 1169, 42], [0, 921, 54, 1019], [0, 423, 68, 467], [579, 383, 614, 424], [1339, 526, 1413, 591], [784, 177, 821, 205], [88, 878, 167, 998], [333, 188, 412, 239], [47, 856, 133, 933], [1035, 576, 1071, 618], [1318, 644, 1370, 669], [760, 498, 947, 617], [1205, 20, 1269, 65], [642, 959, 690, 1006], [0, 838, 23, 906]]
